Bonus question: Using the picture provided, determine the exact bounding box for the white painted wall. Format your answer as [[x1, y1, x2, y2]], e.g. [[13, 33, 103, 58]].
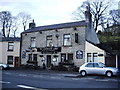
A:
[[0, 41, 20, 67], [85, 41, 105, 63]]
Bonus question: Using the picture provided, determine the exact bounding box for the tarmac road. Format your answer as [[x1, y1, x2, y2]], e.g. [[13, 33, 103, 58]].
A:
[[1, 69, 120, 89]]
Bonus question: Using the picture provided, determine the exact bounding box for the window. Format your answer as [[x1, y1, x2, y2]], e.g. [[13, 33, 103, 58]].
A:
[[87, 53, 91, 62], [8, 42, 14, 51], [28, 54, 32, 61], [63, 34, 71, 46], [7, 56, 13, 64], [30, 37, 36, 47], [28, 54, 37, 62], [75, 33, 78, 43], [93, 63, 99, 67], [33, 54, 37, 62], [85, 63, 93, 67], [68, 53, 73, 63], [61, 53, 66, 62], [46, 35, 53, 47], [93, 53, 97, 63]]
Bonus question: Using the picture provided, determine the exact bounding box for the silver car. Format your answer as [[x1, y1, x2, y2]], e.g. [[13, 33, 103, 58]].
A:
[[79, 62, 119, 77], [0, 63, 10, 70]]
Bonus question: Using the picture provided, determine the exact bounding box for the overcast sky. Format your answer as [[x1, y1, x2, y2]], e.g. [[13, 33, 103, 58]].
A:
[[0, 0, 119, 36], [0, 0, 87, 26]]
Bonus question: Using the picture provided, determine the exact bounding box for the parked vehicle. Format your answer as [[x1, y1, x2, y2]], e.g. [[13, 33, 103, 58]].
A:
[[0, 63, 10, 70], [79, 62, 119, 77]]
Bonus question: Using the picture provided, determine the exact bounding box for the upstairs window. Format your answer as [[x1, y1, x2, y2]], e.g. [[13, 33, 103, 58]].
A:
[[46, 35, 53, 47], [75, 33, 78, 43], [30, 37, 36, 47], [8, 42, 14, 51], [63, 34, 71, 46]]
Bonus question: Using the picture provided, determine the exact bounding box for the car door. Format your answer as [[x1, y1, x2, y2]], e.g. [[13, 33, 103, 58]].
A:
[[93, 63, 105, 75], [85, 63, 95, 74]]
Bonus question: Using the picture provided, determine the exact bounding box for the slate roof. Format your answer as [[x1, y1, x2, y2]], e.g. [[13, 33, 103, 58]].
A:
[[22, 20, 86, 33], [0, 37, 20, 42]]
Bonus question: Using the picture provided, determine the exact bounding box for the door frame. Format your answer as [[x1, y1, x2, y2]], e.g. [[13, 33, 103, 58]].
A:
[[46, 55, 51, 67]]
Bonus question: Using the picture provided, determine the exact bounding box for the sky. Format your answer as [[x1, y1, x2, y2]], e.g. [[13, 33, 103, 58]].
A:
[[0, 0, 119, 36], [0, 0, 86, 26]]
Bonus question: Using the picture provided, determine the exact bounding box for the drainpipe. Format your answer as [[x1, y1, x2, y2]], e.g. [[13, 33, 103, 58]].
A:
[[116, 54, 118, 68]]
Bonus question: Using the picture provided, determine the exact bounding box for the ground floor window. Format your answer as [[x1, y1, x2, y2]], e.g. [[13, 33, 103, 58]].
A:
[[87, 53, 91, 62], [61, 53, 66, 62], [93, 53, 98, 63], [33, 54, 37, 62], [87, 53, 98, 62], [28, 54, 32, 61], [7, 56, 13, 64], [68, 53, 73, 63], [28, 54, 37, 62], [61, 53, 73, 63]]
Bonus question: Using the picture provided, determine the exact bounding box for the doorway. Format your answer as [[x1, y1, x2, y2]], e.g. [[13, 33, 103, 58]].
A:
[[14, 57, 19, 67], [47, 55, 51, 67]]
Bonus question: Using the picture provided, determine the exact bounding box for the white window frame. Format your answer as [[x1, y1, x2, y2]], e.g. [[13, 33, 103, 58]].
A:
[[63, 34, 71, 46], [30, 37, 36, 47]]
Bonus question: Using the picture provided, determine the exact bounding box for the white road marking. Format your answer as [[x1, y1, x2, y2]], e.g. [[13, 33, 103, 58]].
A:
[[17, 85, 38, 89], [19, 74, 27, 77], [5, 73, 12, 75], [0, 81, 11, 84], [96, 79, 109, 82], [50, 77, 61, 79], [72, 78, 79, 80]]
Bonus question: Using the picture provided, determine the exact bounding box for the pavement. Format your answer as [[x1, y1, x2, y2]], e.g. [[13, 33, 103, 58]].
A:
[[7, 66, 120, 79], [9, 66, 80, 77]]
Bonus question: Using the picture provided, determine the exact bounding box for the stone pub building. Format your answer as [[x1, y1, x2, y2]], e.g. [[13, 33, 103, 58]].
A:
[[20, 7, 102, 68]]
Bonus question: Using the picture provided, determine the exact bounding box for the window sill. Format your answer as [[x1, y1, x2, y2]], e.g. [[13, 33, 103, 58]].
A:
[[7, 50, 14, 51], [63, 45, 72, 47]]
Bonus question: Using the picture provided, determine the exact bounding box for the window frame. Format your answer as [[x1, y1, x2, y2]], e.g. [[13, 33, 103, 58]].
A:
[[61, 53, 66, 62], [30, 37, 36, 48], [68, 53, 73, 63], [93, 53, 98, 63], [8, 42, 14, 51], [7, 56, 13, 65], [46, 35, 53, 47], [87, 53, 91, 62], [63, 34, 72, 46]]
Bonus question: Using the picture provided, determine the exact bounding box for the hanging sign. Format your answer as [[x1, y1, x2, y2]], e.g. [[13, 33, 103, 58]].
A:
[[22, 51, 26, 58]]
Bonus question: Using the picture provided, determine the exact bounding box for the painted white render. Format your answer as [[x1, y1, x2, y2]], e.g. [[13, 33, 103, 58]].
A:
[[85, 41, 105, 63], [0, 39, 20, 67]]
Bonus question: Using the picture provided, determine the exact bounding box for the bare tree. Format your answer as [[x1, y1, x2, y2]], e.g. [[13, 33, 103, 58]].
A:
[[72, 0, 111, 32], [0, 11, 12, 37], [17, 12, 32, 31], [109, 9, 120, 24], [11, 16, 20, 37]]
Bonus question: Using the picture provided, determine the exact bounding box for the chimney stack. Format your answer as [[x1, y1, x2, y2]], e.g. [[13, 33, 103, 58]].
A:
[[29, 19, 36, 29], [85, 3, 92, 28]]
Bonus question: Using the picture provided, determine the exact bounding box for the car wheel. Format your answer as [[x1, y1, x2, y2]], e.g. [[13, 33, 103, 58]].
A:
[[106, 71, 113, 77], [80, 71, 86, 77], [0, 66, 4, 70]]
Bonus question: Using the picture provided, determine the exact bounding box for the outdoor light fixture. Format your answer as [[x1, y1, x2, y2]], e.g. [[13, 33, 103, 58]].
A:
[[25, 33, 27, 36], [55, 34, 59, 39], [56, 29, 58, 32], [39, 31, 42, 34], [73, 27, 77, 30]]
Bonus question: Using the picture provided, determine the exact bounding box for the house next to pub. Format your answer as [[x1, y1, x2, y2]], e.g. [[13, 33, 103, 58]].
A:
[[0, 36, 20, 67]]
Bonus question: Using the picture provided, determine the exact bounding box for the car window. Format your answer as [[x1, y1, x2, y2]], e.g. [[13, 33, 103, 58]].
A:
[[99, 62, 106, 67], [85, 63, 93, 67], [93, 63, 100, 67]]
